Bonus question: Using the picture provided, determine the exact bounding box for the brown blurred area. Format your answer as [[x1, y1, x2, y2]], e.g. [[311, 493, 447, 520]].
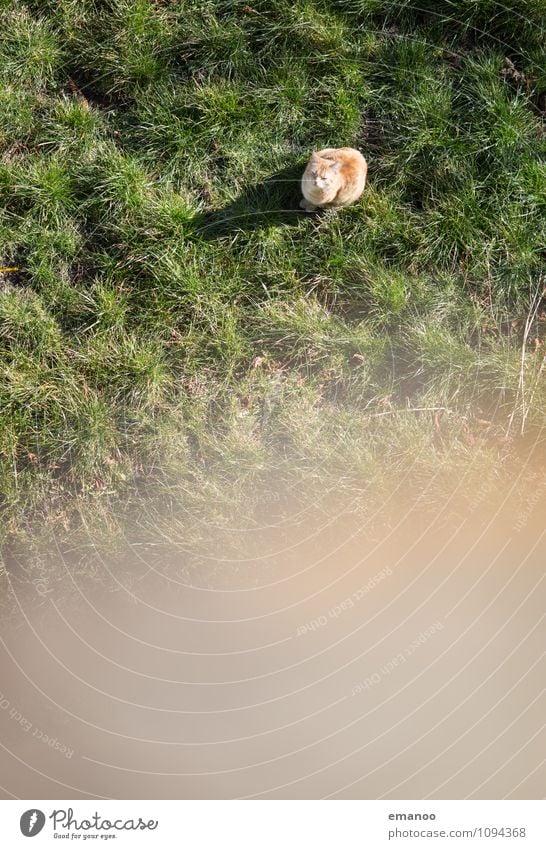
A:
[[0, 462, 544, 800]]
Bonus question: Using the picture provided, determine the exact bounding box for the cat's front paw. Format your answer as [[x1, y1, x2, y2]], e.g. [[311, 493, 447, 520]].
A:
[[299, 198, 317, 212]]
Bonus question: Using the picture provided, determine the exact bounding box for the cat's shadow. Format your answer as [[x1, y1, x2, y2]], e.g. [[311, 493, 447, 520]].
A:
[[190, 163, 312, 240]]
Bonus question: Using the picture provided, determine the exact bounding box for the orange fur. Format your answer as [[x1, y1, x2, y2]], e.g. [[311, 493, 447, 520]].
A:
[[300, 147, 367, 211]]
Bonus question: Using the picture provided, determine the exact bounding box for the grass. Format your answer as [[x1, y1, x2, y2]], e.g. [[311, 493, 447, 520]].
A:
[[0, 0, 545, 549]]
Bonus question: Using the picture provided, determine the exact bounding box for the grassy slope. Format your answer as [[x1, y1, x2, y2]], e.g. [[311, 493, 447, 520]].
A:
[[0, 0, 544, 543]]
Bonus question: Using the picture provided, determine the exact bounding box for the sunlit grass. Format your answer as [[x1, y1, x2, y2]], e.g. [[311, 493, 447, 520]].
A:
[[0, 0, 544, 545]]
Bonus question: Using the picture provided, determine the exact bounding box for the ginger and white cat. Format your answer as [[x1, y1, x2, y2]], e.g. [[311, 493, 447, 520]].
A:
[[300, 147, 367, 211]]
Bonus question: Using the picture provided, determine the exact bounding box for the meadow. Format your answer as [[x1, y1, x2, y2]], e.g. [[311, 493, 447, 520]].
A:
[[0, 0, 544, 549]]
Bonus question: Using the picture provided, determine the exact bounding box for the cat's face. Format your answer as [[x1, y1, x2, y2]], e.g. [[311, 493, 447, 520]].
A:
[[308, 154, 340, 191]]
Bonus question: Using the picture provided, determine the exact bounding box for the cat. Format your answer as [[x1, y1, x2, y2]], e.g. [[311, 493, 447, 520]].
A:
[[300, 147, 367, 211]]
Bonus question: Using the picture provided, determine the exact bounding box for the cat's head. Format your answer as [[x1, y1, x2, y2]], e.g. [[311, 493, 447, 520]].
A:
[[307, 152, 341, 191]]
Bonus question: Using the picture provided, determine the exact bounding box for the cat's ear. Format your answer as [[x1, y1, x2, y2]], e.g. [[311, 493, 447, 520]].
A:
[[310, 151, 320, 161], [329, 160, 341, 172]]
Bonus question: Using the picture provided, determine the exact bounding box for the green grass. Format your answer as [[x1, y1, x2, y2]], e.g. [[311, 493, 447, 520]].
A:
[[0, 0, 544, 546]]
